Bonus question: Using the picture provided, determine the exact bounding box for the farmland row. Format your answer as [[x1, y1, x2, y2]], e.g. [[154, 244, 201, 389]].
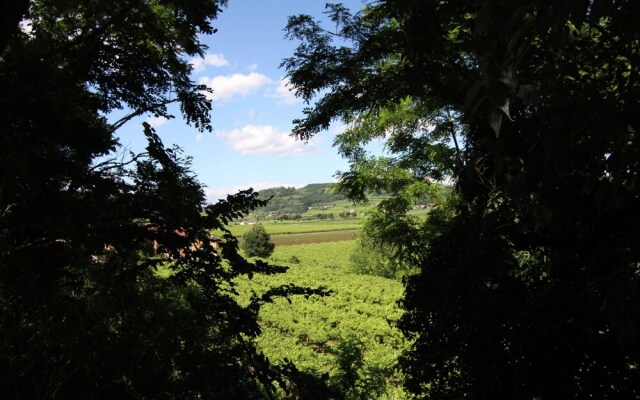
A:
[[271, 230, 358, 246]]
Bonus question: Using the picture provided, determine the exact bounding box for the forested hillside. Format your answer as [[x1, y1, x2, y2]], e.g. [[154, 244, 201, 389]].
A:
[[257, 183, 346, 213], [254, 182, 447, 219]]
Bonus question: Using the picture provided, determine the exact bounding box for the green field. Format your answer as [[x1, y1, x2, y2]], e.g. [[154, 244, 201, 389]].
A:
[[271, 230, 358, 246], [237, 241, 409, 398], [222, 219, 362, 237]]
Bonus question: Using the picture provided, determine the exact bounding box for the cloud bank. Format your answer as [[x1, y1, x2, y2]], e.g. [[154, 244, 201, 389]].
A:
[[217, 124, 318, 156], [189, 53, 229, 72], [199, 73, 271, 102]]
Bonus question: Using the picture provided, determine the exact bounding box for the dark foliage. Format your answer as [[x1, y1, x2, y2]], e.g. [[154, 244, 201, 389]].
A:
[[284, 0, 640, 398], [0, 1, 324, 398]]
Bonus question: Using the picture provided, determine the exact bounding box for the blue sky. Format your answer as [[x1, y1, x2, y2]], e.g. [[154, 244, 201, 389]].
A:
[[113, 0, 369, 202]]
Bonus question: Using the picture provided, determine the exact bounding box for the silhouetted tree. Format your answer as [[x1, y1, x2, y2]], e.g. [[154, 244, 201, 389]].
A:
[[0, 1, 322, 398], [284, 1, 640, 398]]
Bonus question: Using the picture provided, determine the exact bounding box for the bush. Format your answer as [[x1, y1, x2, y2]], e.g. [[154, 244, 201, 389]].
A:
[[242, 223, 275, 258]]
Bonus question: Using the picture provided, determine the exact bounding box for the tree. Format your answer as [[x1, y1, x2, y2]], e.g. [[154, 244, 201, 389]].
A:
[[0, 1, 322, 397], [284, 1, 640, 398], [243, 223, 275, 258]]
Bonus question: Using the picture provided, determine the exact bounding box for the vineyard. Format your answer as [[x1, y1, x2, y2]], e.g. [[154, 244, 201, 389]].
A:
[[236, 241, 409, 398], [221, 209, 420, 397]]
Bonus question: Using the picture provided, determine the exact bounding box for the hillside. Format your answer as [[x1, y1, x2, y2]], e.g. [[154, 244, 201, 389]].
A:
[[256, 183, 347, 214], [250, 182, 447, 221]]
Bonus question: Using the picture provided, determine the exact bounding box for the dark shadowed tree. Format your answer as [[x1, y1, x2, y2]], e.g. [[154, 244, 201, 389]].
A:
[[284, 1, 640, 398], [0, 1, 324, 398]]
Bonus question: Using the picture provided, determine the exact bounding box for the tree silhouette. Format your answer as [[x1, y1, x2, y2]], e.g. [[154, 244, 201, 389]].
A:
[[284, 1, 640, 398], [0, 1, 323, 397]]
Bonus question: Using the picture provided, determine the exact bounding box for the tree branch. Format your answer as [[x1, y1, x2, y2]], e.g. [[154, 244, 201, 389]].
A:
[[109, 98, 179, 133]]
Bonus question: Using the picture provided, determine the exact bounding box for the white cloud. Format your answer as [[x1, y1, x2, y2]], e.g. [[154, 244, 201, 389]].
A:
[[195, 133, 204, 141], [248, 63, 258, 71], [271, 77, 301, 105], [189, 53, 229, 72], [205, 182, 304, 202], [145, 116, 168, 128], [217, 124, 319, 156], [199, 73, 271, 102]]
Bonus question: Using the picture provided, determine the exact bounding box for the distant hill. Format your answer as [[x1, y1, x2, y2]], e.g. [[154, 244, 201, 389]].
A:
[[256, 183, 346, 214], [251, 182, 449, 220]]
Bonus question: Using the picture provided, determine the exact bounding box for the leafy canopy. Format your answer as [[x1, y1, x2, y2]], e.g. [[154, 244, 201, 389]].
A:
[[0, 1, 324, 398], [284, 0, 640, 398]]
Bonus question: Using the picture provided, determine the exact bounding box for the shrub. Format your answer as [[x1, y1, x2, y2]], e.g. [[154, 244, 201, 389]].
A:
[[242, 223, 275, 258]]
